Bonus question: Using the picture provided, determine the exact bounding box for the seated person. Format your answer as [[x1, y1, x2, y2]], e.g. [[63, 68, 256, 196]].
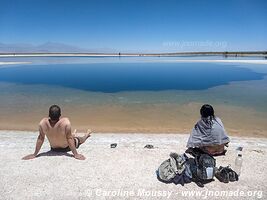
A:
[[22, 105, 92, 160], [186, 104, 230, 156]]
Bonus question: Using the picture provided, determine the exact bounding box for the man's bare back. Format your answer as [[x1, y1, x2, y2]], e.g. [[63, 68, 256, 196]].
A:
[[40, 117, 71, 148]]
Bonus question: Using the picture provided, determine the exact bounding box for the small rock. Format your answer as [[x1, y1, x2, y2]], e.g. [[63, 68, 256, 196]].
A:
[[144, 144, 154, 149], [110, 143, 117, 148]]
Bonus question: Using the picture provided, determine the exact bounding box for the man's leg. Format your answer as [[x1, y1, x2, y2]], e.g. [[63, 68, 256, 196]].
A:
[[73, 129, 92, 148]]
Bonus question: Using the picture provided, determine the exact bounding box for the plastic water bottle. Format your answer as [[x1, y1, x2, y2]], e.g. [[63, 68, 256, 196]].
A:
[[235, 153, 243, 176]]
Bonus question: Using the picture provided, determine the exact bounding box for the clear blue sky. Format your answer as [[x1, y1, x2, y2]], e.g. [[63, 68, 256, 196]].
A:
[[0, 0, 266, 52]]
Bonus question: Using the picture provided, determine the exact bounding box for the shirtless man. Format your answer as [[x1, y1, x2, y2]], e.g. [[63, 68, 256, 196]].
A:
[[22, 105, 91, 160]]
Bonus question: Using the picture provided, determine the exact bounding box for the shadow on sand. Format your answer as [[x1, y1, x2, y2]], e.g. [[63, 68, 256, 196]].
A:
[[36, 150, 74, 158]]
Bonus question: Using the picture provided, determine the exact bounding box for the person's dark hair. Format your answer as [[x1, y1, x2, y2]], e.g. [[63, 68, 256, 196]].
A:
[[200, 104, 215, 119], [49, 105, 61, 121]]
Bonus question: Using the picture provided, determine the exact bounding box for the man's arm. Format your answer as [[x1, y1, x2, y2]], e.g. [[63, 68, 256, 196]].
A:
[[66, 124, 85, 160], [22, 125, 45, 160]]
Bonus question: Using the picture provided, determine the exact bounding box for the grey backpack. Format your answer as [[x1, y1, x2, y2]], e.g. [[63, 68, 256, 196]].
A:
[[195, 154, 216, 180], [158, 153, 192, 182]]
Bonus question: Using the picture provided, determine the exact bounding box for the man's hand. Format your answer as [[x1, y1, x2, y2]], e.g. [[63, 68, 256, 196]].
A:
[[74, 153, 86, 160], [22, 154, 36, 160]]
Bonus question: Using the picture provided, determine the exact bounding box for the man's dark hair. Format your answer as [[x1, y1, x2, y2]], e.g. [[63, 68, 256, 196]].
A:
[[200, 104, 215, 119], [49, 105, 61, 121]]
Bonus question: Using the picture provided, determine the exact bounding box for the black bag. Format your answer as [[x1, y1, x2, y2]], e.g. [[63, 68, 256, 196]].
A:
[[215, 166, 239, 183]]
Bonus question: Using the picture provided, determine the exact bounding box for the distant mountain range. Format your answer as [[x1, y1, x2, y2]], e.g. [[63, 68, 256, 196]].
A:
[[0, 42, 116, 53], [0, 42, 266, 56]]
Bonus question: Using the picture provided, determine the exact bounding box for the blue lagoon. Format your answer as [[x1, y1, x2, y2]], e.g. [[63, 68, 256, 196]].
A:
[[0, 57, 266, 136]]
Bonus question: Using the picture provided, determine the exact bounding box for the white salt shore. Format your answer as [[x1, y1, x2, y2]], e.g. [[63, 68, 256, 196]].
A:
[[166, 59, 267, 65], [0, 130, 266, 199], [0, 61, 31, 65], [0, 59, 267, 66]]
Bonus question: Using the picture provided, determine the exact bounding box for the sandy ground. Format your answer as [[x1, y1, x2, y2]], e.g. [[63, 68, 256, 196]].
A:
[[0, 130, 266, 200]]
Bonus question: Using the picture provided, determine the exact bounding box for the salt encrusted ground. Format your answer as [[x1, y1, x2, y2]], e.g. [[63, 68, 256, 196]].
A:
[[0, 130, 266, 200]]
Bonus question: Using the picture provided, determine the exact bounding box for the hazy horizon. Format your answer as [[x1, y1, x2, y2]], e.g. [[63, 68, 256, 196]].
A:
[[0, 42, 267, 54]]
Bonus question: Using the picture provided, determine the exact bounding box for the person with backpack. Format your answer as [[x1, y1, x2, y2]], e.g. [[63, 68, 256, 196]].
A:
[[186, 104, 230, 156], [157, 105, 237, 187]]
